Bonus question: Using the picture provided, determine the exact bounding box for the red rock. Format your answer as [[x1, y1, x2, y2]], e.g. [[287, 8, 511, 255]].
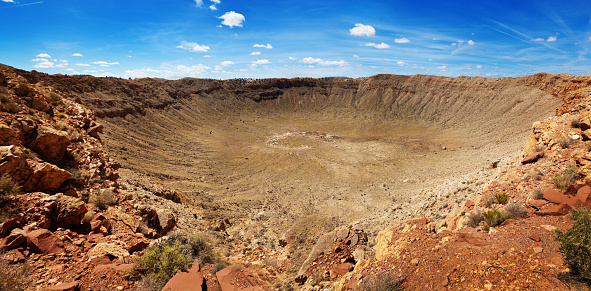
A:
[[24, 229, 64, 254], [499, 219, 516, 226], [24, 162, 72, 193], [127, 239, 149, 253], [411, 258, 420, 265], [329, 263, 354, 279], [162, 263, 203, 291], [87, 124, 103, 139], [90, 255, 112, 265], [0, 232, 26, 251], [528, 199, 549, 209], [2, 249, 25, 262], [42, 281, 79, 291], [0, 215, 21, 238], [565, 184, 585, 196], [0, 124, 19, 146], [294, 274, 308, 284], [27, 125, 71, 164], [543, 188, 577, 208], [458, 227, 489, 246], [216, 265, 264, 291], [576, 186, 591, 207], [464, 199, 475, 208], [536, 203, 572, 216], [51, 194, 87, 229], [529, 235, 541, 242], [521, 151, 544, 164]]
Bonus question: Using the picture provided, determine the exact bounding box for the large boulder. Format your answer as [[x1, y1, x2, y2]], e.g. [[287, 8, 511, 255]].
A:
[[0, 145, 32, 185], [27, 125, 71, 164], [156, 209, 176, 235], [87, 242, 129, 261], [0, 124, 19, 146], [24, 161, 71, 193], [24, 228, 64, 254], [0, 231, 26, 251], [50, 194, 87, 229], [107, 207, 139, 234]]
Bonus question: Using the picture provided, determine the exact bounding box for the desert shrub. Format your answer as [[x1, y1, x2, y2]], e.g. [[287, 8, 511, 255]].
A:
[[553, 164, 579, 190], [571, 118, 581, 128], [482, 194, 496, 208], [534, 144, 546, 152], [88, 190, 115, 210], [357, 271, 403, 291], [483, 209, 511, 228], [133, 242, 192, 290], [558, 138, 572, 149], [504, 201, 527, 219], [0, 173, 20, 206], [80, 210, 95, 224], [465, 208, 484, 228], [495, 193, 509, 204], [132, 231, 225, 289], [57, 112, 66, 118], [0, 259, 32, 291], [556, 207, 591, 280], [532, 188, 544, 200], [4, 101, 19, 113]]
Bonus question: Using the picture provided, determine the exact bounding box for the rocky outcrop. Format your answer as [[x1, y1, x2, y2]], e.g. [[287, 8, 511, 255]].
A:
[[27, 125, 71, 164]]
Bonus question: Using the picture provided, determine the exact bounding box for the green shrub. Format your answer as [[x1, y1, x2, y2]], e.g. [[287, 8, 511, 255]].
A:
[[483, 209, 511, 228], [132, 231, 225, 290], [556, 207, 591, 280], [0, 173, 20, 206], [553, 164, 579, 190], [495, 193, 508, 204]]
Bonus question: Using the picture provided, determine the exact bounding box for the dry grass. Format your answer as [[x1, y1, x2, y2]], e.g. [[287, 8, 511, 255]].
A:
[[465, 208, 484, 228], [0, 259, 32, 291], [553, 164, 579, 190], [357, 272, 403, 291], [504, 201, 527, 219]]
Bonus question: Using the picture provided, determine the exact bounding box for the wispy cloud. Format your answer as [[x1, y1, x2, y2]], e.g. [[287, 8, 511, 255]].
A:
[[72, 53, 83, 57], [0, 1, 43, 8], [253, 43, 272, 49], [349, 24, 375, 37], [364, 42, 390, 49], [93, 61, 119, 67], [301, 57, 347, 66], [547, 36, 557, 42], [220, 61, 234, 66], [177, 40, 210, 52], [36, 53, 51, 58], [251, 51, 261, 55], [394, 37, 410, 43], [251, 59, 270, 66]]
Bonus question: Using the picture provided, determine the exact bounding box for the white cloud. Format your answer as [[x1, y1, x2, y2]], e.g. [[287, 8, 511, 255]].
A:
[[174, 64, 211, 76], [2, 0, 15, 2], [532, 38, 544, 42], [76, 63, 90, 67], [394, 37, 410, 43], [34, 61, 55, 68], [93, 61, 119, 67], [467, 40, 475, 45], [436, 65, 447, 71], [353, 55, 359, 58], [251, 59, 270, 66], [253, 43, 272, 49], [301, 57, 348, 66], [36, 53, 51, 58], [476, 65, 482, 69], [585, 36, 591, 42], [396, 61, 406, 66], [203, 55, 213, 58], [219, 11, 245, 28], [289, 56, 297, 60], [547, 36, 557, 42], [194, 0, 203, 7], [251, 51, 261, 55], [31, 58, 48, 62], [177, 40, 210, 52], [211, 0, 220, 3], [209, 5, 217, 10], [124, 68, 161, 79], [349, 23, 375, 37], [220, 61, 234, 66], [72, 53, 83, 57], [364, 42, 390, 49]]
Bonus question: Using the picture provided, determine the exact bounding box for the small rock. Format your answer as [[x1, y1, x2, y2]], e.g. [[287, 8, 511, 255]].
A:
[[294, 274, 308, 284], [541, 224, 557, 231], [533, 247, 543, 254], [43, 281, 79, 291], [529, 235, 541, 242], [411, 258, 419, 266]]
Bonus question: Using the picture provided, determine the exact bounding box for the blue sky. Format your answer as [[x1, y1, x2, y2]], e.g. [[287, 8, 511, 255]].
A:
[[1, 0, 591, 79]]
